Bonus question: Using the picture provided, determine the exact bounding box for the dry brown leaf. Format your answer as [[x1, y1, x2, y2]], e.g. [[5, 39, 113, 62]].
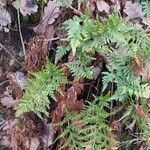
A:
[[96, 0, 110, 14], [124, 1, 143, 19], [135, 104, 146, 118], [34, 0, 60, 34], [65, 86, 84, 112], [44, 24, 55, 41], [132, 53, 145, 76], [132, 53, 150, 81], [24, 35, 48, 72], [51, 80, 84, 131], [110, 120, 122, 132]]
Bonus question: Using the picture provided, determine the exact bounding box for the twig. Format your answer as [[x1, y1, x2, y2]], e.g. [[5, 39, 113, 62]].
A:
[[17, 9, 26, 57], [0, 80, 9, 87], [44, 37, 68, 42], [69, 6, 81, 16]]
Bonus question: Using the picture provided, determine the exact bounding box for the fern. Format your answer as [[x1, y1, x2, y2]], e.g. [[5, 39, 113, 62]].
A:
[[57, 96, 113, 150], [56, 13, 150, 80], [64, 16, 84, 54], [55, 46, 70, 64], [57, 0, 73, 7], [102, 52, 149, 101], [142, 1, 150, 17], [16, 62, 68, 118], [57, 0, 84, 8]]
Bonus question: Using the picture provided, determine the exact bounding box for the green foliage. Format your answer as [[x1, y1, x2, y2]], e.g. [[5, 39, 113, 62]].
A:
[[57, 0, 73, 7], [102, 52, 149, 101], [55, 46, 70, 64], [58, 96, 112, 150], [142, 1, 150, 17], [56, 13, 150, 83], [16, 62, 68, 118], [57, 0, 84, 7]]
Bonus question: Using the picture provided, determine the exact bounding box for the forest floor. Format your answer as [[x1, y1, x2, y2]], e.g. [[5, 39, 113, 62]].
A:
[[0, 0, 150, 150]]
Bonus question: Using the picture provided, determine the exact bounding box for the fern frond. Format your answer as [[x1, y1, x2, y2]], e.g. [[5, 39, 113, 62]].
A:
[[16, 62, 68, 118], [55, 46, 70, 64], [102, 52, 149, 101], [64, 16, 83, 54], [142, 1, 150, 17], [67, 61, 93, 79], [58, 96, 113, 150]]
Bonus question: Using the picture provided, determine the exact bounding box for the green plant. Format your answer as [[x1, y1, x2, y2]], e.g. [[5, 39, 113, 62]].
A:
[[102, 52, 149, 101], [56, 13, 150, 86], [16, 62, 68, 118], [142, 0, 150, 17], [54, 13, 150, 149], [57, 96, 113, 150]]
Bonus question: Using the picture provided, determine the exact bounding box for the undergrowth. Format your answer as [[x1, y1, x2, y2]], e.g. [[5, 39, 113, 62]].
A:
[[57, 96, 112, 150], [16, 3, 150, 149], [16, 62, 68, 118]]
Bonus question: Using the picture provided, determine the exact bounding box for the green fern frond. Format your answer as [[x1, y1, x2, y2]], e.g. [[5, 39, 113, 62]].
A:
[[16, 62, 68, 118], [142, 1, 150, 17], [64, 16, 83, 54], [58, 96, 113, 150], [57, 0, 73, 7], [55, 46, 70, 64], [102, 52, 149, 101], [67, 61, 93, 79]]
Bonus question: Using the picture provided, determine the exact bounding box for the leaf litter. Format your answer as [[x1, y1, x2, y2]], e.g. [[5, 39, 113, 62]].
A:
[[1, 0, 150, 149]]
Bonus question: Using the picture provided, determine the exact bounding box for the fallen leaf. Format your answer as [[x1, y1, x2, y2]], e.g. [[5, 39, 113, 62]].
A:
[[0, 135, 10, 148], [135, 104, 146, 118], [1, 87, 16, 108], [7, 71, 27, 90], [13, 0, 38, 16], [90, 64, 102, 80], [132, 53, 145, 76], [142, 17, 150, 26], [0, 8, 11, 28], [40, 123, 54, 149], [34, 0, 60, 34], [24, 35, 48, 72], [110, 120, 122, 132], [29, 138, 40, 150], [44, 24, 55, 42], [65, 86, 84, 112], [96, 0, 110, 14], [124, 1, 143, 19]]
